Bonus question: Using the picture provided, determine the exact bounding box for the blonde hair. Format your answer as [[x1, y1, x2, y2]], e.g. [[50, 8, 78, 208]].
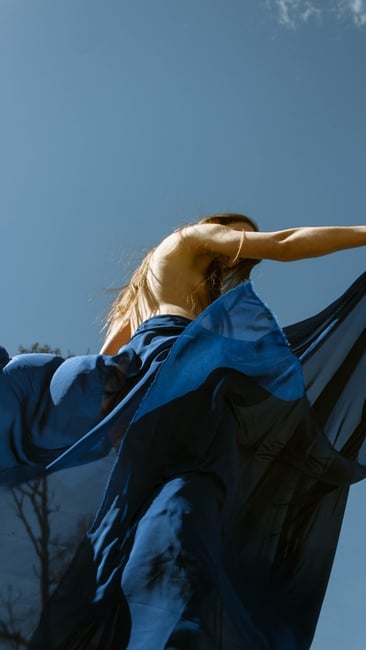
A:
[[104, 213, 261, 335]]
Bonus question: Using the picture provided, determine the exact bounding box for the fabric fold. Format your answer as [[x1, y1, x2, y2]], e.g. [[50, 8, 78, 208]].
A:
[[0, 274, 365, 649]]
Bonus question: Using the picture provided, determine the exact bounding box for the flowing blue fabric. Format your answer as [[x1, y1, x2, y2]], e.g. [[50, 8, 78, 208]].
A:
[[1, 276, 366, 649]]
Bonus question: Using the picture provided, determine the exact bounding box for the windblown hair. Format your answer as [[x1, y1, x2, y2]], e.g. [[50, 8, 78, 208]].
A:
[[104, 247, 159, 335], [104, 213, 261, 335]]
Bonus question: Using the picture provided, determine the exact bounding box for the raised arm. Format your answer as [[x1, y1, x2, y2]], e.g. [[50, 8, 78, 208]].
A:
[[183, 224, 366, 262]]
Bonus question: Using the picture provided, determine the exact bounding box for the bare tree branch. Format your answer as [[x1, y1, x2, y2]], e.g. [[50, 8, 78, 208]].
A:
[[0, 343, 78, 645], [0, 587, 30, 648], [10, 488, 41, 558]]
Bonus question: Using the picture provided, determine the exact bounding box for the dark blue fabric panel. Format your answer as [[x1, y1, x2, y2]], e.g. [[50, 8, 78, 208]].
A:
[[0, 275, 365, 649]]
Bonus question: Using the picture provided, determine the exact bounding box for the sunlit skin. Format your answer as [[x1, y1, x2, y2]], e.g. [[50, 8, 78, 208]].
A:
[[100, 220, 254, 415], [100, 221, 259, 355], [100, 221, 366, 355], [100, 220, 366, 416]]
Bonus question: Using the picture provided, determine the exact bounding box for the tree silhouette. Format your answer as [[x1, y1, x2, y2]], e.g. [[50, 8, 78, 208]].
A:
[[0, 343, 92, 649], [0, 586, 29, 649]]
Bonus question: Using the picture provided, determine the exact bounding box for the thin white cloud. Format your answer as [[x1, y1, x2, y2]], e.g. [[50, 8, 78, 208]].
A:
[[301, 5, 322, 23], [272, 0, 320, 29], [341, 0, 366, 26], [275, 0, 297, 29], [268, 0, 366, 28]]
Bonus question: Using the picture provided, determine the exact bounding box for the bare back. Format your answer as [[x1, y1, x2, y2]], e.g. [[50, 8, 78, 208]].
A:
[[100, 222, 366, 354], [136, 221, 259, 328], [144, 232, 214, 320], [100, 232, 214, 354]]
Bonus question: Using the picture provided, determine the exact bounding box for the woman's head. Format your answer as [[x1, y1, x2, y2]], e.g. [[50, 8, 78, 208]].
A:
[[196, 213, 261, 302], [197, 212, 259, 232], [104, 212, 261, 334]]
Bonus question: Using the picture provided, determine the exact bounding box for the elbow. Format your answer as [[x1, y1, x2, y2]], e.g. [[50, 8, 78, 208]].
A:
[[270, 239, 295, 262], [273, 231, 309, 261]]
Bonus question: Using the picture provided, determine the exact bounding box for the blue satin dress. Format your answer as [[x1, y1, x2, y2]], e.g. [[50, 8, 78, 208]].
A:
[[1, 275, 365, 650]]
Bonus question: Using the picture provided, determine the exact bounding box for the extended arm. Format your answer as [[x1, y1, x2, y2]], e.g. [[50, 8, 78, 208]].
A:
[[183, 224, 366, 262]]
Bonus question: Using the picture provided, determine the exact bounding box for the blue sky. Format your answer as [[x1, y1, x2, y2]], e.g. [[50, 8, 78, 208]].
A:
[[0, 1, 365, 647]]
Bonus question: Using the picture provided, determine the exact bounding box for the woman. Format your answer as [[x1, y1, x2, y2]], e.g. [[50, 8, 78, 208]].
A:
[[1, 214, 366, 649], [101, 213, 366, 353]]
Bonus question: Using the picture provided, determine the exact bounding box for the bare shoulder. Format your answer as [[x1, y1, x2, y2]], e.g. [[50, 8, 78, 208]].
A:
[[152, 228, 197, 267], [153, 224, 255, 268], [155, 224, 227, 258], [182, 223, 228, 247], [152, 223, 278, 266], [154, 231, 183, 257], [167, 223, 279, 261], [178, 223, 251, 259]]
